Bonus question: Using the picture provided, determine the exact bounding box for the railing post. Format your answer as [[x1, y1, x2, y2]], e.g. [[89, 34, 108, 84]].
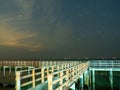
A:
[[47, 67, 49, 76], [66, 69, 69, 89], [32, 69, 35, 87], [61, 65, 63, 70], [51, 66, 54, 78], [60, 71, 63, 90], [41, 67, 44, 83], [72, 67, 74, 81], [48, 74, 53, 90], [16, 71, 21, 90]]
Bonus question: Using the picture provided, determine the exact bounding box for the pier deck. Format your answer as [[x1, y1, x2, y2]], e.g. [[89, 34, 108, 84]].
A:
[[0, 60, 119, 90], [0, 61, 89, 90]]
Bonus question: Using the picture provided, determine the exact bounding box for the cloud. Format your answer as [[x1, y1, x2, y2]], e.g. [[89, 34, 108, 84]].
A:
[[0, 17, 44, 51], [13, 0, 35, 18], [0, 0, 73, 52], [28, 0, 73, 49]]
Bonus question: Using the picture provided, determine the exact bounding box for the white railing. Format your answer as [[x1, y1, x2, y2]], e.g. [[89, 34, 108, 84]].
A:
[[90, 60, 120, 68]]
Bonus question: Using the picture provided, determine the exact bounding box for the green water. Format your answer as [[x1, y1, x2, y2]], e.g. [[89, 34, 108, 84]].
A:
[[93, 71, 120, 90]]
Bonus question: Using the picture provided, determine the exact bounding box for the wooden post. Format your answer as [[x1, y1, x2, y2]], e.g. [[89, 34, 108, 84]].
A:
[[47, 67, 49, 76], [60, 71, 63, 90], [41, 67, 44, 83], [72, 67, 74, 81], [32, 69, 35, 87], [61, 65, 63, 70], [48, 74, 53, 90], [66, 69, 69, 89], [16, 72, 21, 90]]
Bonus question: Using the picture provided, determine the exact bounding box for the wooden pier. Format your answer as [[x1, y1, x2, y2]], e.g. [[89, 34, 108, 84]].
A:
[[0, 60, 119, 90], [0, 61, 89, 90]]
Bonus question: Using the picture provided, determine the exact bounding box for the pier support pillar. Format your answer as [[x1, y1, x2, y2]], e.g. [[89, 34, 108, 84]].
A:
[[89, 69, 91, 84], [83, 70, 89, 90], [88, 69, 92, 90], [85, 70, 89, 86], [83, 71, 86, 85], [80, 74, 84, 90], [109, 68, 113, 90], [92, 69, 95, 90]]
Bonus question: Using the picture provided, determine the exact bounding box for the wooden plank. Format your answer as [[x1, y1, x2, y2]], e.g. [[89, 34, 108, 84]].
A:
[[35, 78, 42, 82], [21, 81, 33, 87], [35, 72, 41, 76], [21, 74, 32, 79]]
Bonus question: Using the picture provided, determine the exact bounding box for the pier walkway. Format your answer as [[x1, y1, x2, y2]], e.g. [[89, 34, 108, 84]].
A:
[[16, 61, 89, 90], [0, 61, 89, 90], [0, 60, 119, 90]]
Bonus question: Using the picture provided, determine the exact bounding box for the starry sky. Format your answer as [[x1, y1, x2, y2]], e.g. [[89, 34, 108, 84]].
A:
[[0, 0, 120, 58]]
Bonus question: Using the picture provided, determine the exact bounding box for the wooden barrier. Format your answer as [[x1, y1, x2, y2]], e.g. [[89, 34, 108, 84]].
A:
[[15, 61, 82, 90], [48, 62, 89, 90], [0, 61, 75, 67]]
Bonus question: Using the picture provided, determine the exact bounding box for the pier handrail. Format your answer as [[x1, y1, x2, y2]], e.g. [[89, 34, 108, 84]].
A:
[[48, 62, 89, 90], [15, 61, 81, 90], [0, 61, 80, 67], [16, 66, 54, 90], [90, 60, 120, 68]]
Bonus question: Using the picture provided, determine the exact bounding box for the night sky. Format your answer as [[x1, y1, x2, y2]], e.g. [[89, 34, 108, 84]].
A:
[[0, 0, 120, 58]]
